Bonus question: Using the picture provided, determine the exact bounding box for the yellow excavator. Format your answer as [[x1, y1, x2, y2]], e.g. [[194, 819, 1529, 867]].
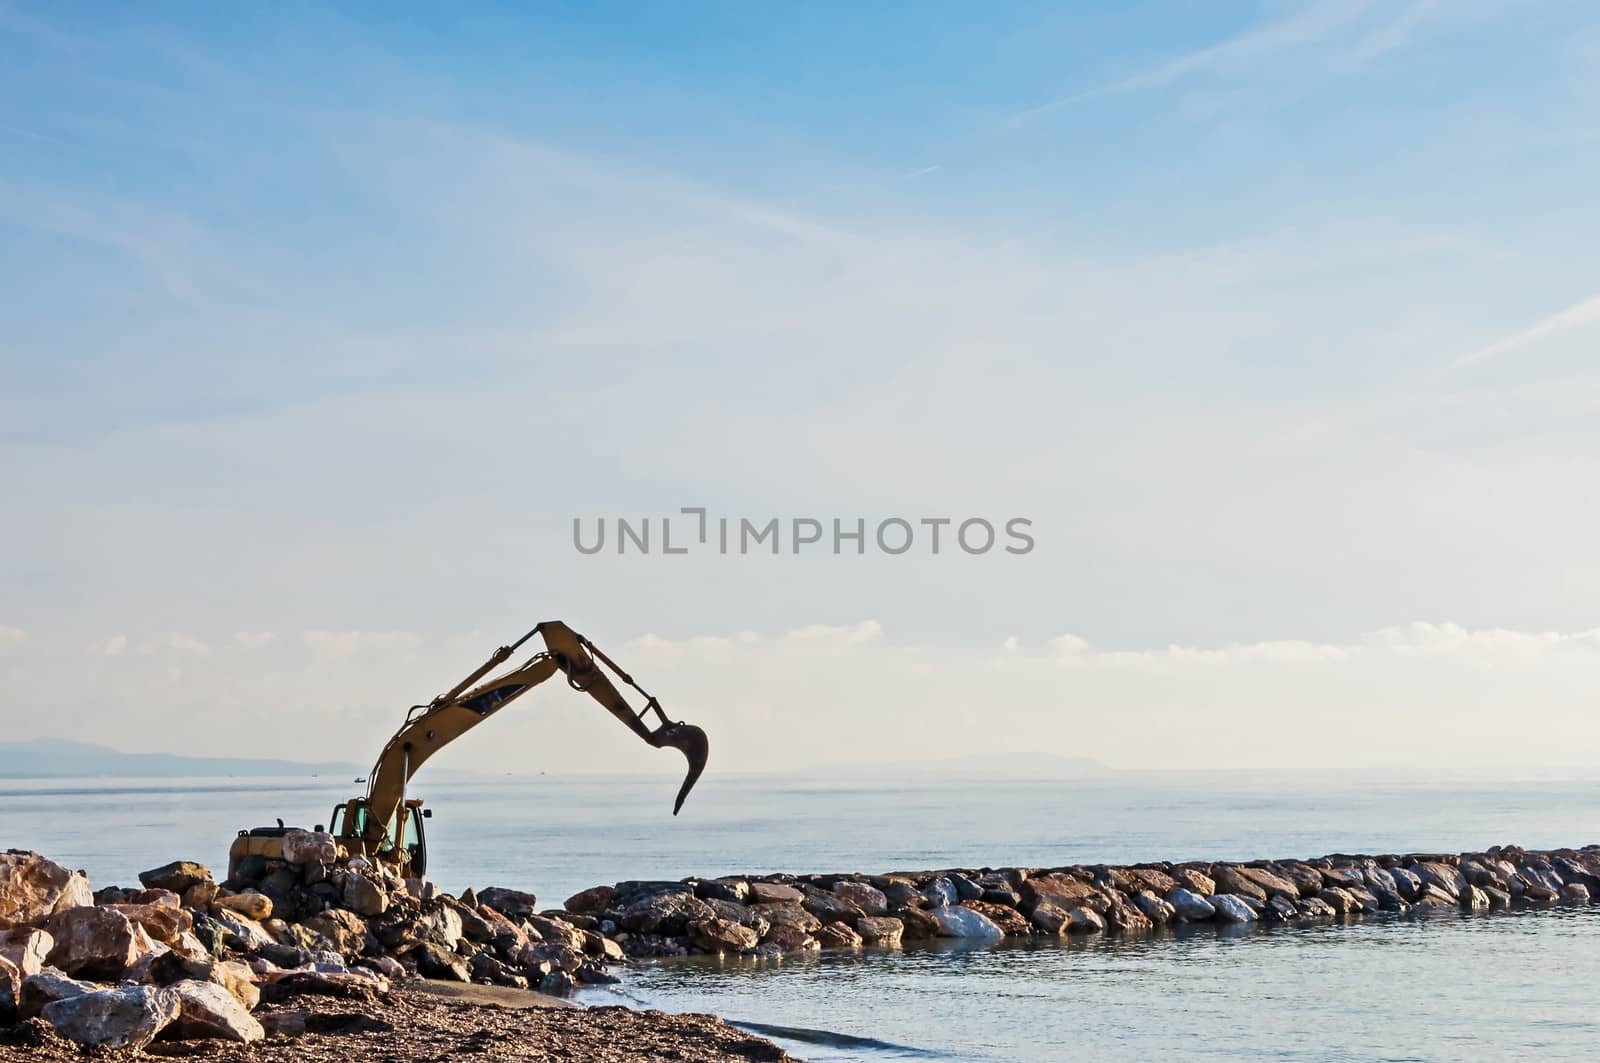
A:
[[228, 621, 709, 879]]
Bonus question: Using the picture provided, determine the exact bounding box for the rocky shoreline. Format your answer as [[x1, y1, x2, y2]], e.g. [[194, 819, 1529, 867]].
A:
[[4, 839, 1599, 1056]]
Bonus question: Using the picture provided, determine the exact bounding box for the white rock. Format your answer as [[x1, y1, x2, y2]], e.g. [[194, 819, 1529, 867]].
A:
[[929, 905, 1003, 941], [43, 985, 179, 1050], [168, 979, 265, 1042], [1209, 893, 1259, 923]]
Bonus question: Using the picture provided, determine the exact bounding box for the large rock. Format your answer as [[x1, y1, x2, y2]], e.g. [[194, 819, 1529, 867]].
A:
[[896, 906, 941, 940], [1018, 874, 1101, 913], [920, 878, 960, 908], [855, 916, 904, 947], [619, 891, 714, 936], [1414, 862, 1465, 900], [168, 979, 264, 1042], [410, 941, 470, 982], [961, 900, 1031, 937], [929, 905, 1003, 941], [43, 985, 179, 1050], [832, 881, 889, 916], [763, 924, 820, 952], [0, 927, 54, 980], [280, 830, 338, 867], [216, 891, 273, 920], [816, 922, 863, 949], [0, 851, 91, 928], [0, 955, 18, 1009], [564, 885, 616, 914], [478, 887, 539, 919], [757, 903, 823, 935], [1166, 888, 1215, 920], [1211, 867, 1269, 903], [105, 902, 193, 947], [695, 878, 750, 904], [1174, 868, 1215, 896], [748, 882, 804, 905], [342, 873, 388, 917], [687, 917, 759, 954], [46, 906, 158, 978], [1209, 893, 1259, 923], [1066, 906, 1105, 934], [137, 860, 212, 895], [303, 909, 369, 956], [1030, 902, 1070, 934], [801, 889, 864, 926], [17, 968, 95, 1019], [1132, 891, 1176, 925]]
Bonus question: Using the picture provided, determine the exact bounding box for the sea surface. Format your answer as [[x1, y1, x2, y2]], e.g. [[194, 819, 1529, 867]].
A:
[[4, 769, 1599, 1061]]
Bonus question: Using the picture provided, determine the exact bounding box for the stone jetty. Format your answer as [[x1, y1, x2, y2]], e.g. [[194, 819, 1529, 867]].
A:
[[3, 839, 1598, 1052]]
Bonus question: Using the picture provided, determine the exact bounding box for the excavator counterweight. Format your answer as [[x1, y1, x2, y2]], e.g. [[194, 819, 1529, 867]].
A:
[[227, 621, 708, 880]]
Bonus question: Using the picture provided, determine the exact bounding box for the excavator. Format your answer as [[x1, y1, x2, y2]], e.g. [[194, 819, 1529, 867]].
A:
[[227, 621, 709, 879]]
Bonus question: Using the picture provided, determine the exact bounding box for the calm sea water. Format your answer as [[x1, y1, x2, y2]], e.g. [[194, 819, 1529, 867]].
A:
[[4, 770, 1598, 1060]]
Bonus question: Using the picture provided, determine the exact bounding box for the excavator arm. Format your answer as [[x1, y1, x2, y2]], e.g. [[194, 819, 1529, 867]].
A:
[[359, 621, 709, 851]]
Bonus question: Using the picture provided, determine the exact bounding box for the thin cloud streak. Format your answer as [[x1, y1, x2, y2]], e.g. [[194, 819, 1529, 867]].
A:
[[1008, 0, 1378, 124], [1453, 291, 1600, 369]]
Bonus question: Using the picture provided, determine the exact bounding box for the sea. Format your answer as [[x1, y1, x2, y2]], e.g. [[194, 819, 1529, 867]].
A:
[[4, 769, 1598, 1061]]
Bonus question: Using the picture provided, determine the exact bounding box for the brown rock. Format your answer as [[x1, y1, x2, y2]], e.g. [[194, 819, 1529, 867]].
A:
[[896, 907, 941, 940], [104, 902, 193, 947], [564, 885, 616, 914], [801, 889, 864, 926], [215, 891, 273, 920], [855, 916, 904, 947], [46, 905, 158, 979], [0, 927, 54, 981], [762, 924, 819, 951], [1018, 874, 1101, 913], [832, 881, 889, 916], [619, 891, 714, 936], [303, 908, 369, 956], [478, 887, 539, 919], [136, 861, 212, 895], [1029, 902, 1069, 934], [1174, 868, 1215, 896], [167, 979, 264, 1042], [1066, 906, 1105, 933], [687, 917, 759, 954], [0, 851, 92, 928], [1211, 866, 1268, 903], [815, 922, 863, 949], [755, 903, 822, 934], [961, 900, 1031, 937], [1238, 866, 1301, 900], [749, 882, 805, 905], [1128, 868, 1180, 895]]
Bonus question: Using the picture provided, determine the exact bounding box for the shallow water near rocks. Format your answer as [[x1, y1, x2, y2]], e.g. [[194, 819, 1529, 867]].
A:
[[6, 770, 1599, 1060]]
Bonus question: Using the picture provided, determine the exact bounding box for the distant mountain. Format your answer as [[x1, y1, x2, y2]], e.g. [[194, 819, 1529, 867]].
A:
[[0, 738, 362, 779]]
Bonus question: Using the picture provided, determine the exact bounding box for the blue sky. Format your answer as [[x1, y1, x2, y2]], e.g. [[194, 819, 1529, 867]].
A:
[[4, 1, 1600, 773]]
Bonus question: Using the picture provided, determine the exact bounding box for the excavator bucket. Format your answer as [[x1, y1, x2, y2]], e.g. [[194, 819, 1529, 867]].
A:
[[654, 721, 709, 815]]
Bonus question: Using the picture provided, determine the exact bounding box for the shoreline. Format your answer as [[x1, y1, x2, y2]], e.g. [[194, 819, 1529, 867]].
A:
[[4, 841, 1599, 1059]]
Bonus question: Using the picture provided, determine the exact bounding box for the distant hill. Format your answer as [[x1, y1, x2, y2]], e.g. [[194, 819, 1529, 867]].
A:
[[0, 738, 362, 779]]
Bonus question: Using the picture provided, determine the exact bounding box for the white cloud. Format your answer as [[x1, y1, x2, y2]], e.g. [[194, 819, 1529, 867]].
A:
[[92, 634, 129, 656], [302, 630, 420, 659], [163, 632, 211, 655], [232, 631, 277, 650], [0, 625, 25, 645]]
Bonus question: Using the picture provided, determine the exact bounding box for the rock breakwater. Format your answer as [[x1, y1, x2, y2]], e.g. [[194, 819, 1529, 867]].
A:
[[574, 842, 1600, 960], [3, 839, 1598, 1053]]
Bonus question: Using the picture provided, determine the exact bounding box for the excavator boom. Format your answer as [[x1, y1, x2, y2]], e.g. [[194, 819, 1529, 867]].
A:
[[359, 621, 709, 852]]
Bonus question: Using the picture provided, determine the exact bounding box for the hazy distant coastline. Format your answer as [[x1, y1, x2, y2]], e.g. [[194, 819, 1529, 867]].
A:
[[0, 738, 361, 779]]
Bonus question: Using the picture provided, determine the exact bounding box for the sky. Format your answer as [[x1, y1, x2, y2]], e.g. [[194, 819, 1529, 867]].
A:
[[3, 1, 1600, 777]]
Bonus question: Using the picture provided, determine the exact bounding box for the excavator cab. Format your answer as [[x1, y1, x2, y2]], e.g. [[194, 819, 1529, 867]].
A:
[[328, 798, 431, 876]]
